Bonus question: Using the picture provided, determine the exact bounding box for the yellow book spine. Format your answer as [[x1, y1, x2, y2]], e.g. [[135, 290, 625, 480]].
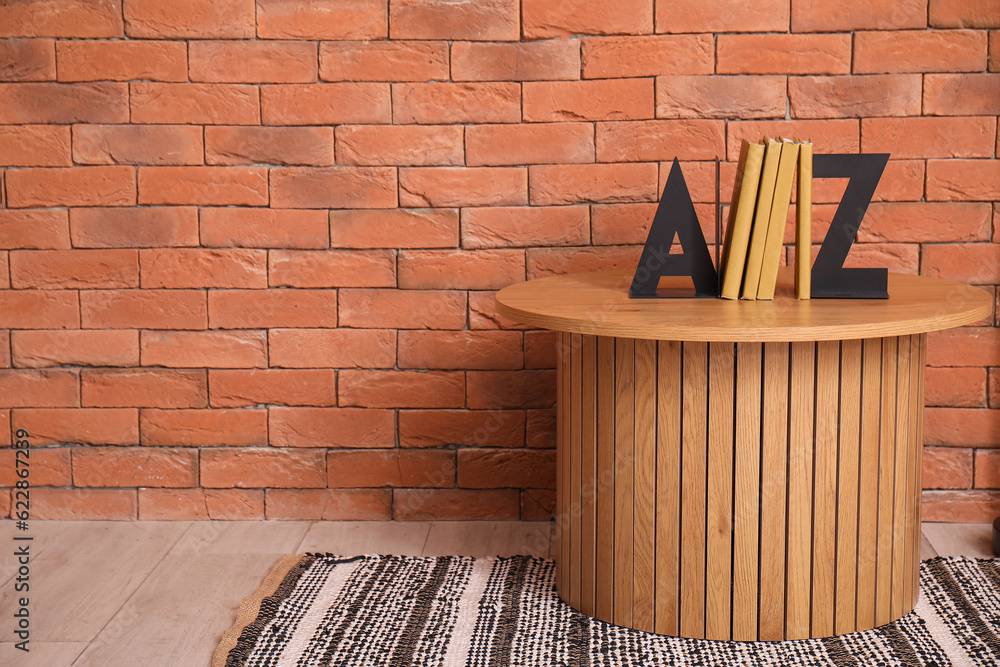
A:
[[720, 141, 765, 300], [756, 139, 800, 301], [719, 138, 751, 290], [741, 137, 781, 300], [796, 141, 813, 299]]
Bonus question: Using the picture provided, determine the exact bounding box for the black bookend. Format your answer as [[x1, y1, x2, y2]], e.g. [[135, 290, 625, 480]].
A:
[[811, 153, 890, 299], [629, 159, 718, 298]]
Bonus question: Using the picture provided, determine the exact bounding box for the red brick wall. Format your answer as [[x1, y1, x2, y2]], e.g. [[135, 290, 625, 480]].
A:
[[0, 0, 997, 521]]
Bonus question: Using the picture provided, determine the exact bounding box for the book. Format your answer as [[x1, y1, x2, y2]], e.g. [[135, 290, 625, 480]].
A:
[[756, 138, 801, 300], [740, 137, 782, 300], [796, 140, 813, 299], [720, 140, 765, 299]]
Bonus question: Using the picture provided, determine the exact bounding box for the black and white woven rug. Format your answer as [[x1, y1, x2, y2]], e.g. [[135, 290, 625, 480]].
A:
[[214, 555, 1000, 666]]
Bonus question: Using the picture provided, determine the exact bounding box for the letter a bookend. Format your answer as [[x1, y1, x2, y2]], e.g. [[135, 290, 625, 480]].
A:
[[630, 159, 718, 298]]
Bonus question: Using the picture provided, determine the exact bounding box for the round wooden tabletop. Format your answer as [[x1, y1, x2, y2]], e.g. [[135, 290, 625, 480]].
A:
[[495, 269, 993, 342]]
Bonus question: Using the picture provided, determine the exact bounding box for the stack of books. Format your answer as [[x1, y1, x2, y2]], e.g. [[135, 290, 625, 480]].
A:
[[719, 137, 813, 301]]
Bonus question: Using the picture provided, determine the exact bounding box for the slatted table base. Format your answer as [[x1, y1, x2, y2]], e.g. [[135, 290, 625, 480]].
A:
[[554, 332, 925, 641]]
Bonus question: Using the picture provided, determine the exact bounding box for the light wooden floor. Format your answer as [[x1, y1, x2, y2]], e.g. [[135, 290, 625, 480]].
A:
[[0, 520, 993, 667]]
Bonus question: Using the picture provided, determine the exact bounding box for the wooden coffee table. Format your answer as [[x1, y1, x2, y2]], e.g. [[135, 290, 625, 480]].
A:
[[496, 269, 991, 641]]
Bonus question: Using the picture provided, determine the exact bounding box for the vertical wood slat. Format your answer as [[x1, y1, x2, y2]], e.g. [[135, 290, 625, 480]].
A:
[[875, 337, 898, 627], [655, 340, 681, 636], [903, 334, 921, 613], [786, 341, 815, 640], [614, 337, 635, 627], [733, 342, 761, 641], [835, 339, 862, 635], [856, 338, 882, 630], [706, 342, 735, 641], [595, 336, 615, 620], [759, 342, 789, 641], [891, 336, 912, 620], [911, 334, 927, 610], [633, 339, 657, 633], [556, 331, 567, 602], [569, 333, 583, 610], [580, 334, 598, 616], [680, 342, 708, 639], [812, 340, 839, 637]]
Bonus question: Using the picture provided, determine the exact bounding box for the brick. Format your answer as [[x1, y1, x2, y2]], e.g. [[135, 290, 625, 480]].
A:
[[271, 167, 397, 209], [201, 209, 329, 249], [930, 0, 1000, 28], [466, 123, 593, 166], [991, 367, 1000, 407], [138, 488, 264, 520], [527, 246, 642, 279], [521, 489, 555, 520], [581, 35, 710, 80], [0, 0, 124, 38], [873, 159, 925, 202], [992, 30, 1000, 70], [29, 488, 136, 520], [329, 208, 459, 249], [130, 82, 259, 125], [656, 0, 788, 33], [138, 166, 267, 206], [527, 410, 555, 448], [925, 407, 1000, 447], [861, 117, 996, 159], [825, 242, 918, 274], [399, 330, 523, 370], [328, 450, 455, 488], [7, 166, 135, 207], [523, 0, 650, 37], [656, 75, 786, 119], [928, 328, 1000, 367], [0, 210, 70, 249], [339, 370, 465, 408], [12, 407, 136, 446], [858, 203, 991, 243], [124, 0, 254, 38], [854, 30, 986, 74], [466, 370, 556, 409], [190, 40, 316, 83], [524, 79, 653, 122], [268, 249, 395, 288], [790, 75, 921, 118], [923, 447, 973, 489], [0, 125, 70, 166], [726, 120, 860, 158], [266, 489, 391, 520], [269, 407, 395, 447], [718, 34, 851, 75], [10, 249, 138, 289], [0, 291, 79, 329], [927, 160, 1000, 201], [262, 83, 390, 125], [399, 167, 526, 207], [0, 448, 70, 486], [0, 39, 55, 81], [792, 0, 926, 31], [320, 40, 449, 82], [57, 40, 186, 81], [468, 290, 532, 330], [457, 448, 556, 489], [209, 289, 338, 328], [399, 409, 525, 448], [140, 330, 267, 368], [0, 82, 127, 123], [529, 163, 658, 205], [81, 289, 207, 330], [975, 450, 1000, 488], [201, 448, 326, 488], [452, 40, 580, 82], [339, 289, 467, 329], [73, 125, 203, 166], [82, 369, 207, 409], [74, 447, 197, 487], [596, 120, 724, 163], [0, 332, 8, 368], [0, 410, 10, 444], [591, 203, 660, 244], [257, 0, 387, 39], [0, 369, 77, 407], [525, 330, 557, 369], [923, 490, 1000, 522], [337, 125, 462, 167], [140, 248, 266, 289], [71, 207, 200, 248], [11, 330, 138, 368], [393, 82, 521, 124], [394, 488, 519, 520], [270, 329, 395, 368], [398, 249, 525, 289], [209, 369, 337, 407], [923, 243, 1000, 284], [140, 408, 267, 447], [206, 127, 333, 166], [925, 367, 988, 408], [390, 0, 518, 40], [462, 206, 589, 248]]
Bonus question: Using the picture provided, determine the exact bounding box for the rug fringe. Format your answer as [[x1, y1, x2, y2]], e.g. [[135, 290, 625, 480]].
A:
[[211, 554, 304, 667]]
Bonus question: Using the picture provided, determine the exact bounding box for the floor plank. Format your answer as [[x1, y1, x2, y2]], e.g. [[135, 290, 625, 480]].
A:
[[921, 522, 994, 559], [297, 520, 432, 555], [919, 530, 938, 561], [422, 521, 554, 558], [170, 521, 313, 555], [0, 641, 87, 666]]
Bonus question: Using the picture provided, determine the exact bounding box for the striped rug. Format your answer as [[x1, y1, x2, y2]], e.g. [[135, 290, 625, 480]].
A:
[[213, 555, 1000, 666]]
